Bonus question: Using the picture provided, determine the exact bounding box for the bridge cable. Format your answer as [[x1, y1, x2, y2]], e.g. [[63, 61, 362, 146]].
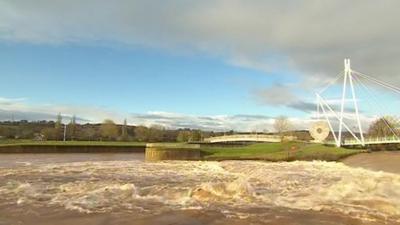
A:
[[352, 74, 399, 139], [318, 71, 345, 94], [352, 70, 400, 95], [352, 73, 399, 140], [353, 70, 400, 93]]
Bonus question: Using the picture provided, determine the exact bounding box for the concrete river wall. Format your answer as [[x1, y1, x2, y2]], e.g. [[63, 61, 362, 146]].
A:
[[0, 145, 145, 153], [145, 143, 201, 161]]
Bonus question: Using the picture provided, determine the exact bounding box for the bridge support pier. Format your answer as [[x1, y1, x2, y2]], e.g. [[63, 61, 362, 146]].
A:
[[316, 59, 365, 147]]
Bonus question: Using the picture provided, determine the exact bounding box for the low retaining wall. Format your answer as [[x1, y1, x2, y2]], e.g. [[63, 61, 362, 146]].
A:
[[0, 145, 145, 153], [145, 143, 201, 161]]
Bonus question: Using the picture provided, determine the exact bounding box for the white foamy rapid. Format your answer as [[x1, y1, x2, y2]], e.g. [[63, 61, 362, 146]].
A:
[[1, 160, 400, 223]]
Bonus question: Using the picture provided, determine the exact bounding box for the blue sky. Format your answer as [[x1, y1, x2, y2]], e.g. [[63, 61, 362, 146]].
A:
[[1, 1, 399, 131], [0, 42, 309, 125], [0, 43, 282, 114]]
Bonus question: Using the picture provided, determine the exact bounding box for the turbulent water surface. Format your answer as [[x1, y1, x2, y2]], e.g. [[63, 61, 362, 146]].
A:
[[1, 153, 400, 225]]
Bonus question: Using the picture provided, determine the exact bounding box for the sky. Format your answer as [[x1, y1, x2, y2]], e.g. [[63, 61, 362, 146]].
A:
[[1, 0, 400, 132]]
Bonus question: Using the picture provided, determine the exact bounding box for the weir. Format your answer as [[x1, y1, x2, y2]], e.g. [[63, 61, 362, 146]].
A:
[[145, 143, 201, 161]]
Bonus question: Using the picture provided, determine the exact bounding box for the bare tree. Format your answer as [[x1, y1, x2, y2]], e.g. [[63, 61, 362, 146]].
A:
[[41, 127, 58, 140], [148, 125, 165, 142], [176, 130, 191, 142], [55, 113, 63, 130], [134, 126, 149, 142], [273, 116, 292, 140], [368, 116, 400, 138], [121, 118, 129, 141], [81, 127, 97, 141], [68, 115, 77, 140], [100, 119, 119, 141], [54, 113, 63, 140], [190, 130, 202, 142]]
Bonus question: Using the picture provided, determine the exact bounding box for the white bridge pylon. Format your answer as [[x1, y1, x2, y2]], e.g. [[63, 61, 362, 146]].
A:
[[316, 59, 400, 147]]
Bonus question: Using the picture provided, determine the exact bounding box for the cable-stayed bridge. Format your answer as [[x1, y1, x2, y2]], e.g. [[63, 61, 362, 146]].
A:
[[204, 59, 399, 147], [315, 59, 400, 147]]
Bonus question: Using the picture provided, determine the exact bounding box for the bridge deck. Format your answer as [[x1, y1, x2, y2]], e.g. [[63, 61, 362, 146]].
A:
[[328, 136, 400, 146], [204, 134, 296, 143]]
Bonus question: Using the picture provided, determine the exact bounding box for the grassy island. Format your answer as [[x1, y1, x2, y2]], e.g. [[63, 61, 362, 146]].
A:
[[201, 142, 364, 161]]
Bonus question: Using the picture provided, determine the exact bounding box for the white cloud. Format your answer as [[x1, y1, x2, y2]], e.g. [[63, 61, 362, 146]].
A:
[[252, 84, 316, 112], [0, 97, 26, 106], [129, 111, 379, 133], [0, 97, 277, 131], [0, 96, 382, 133], [0, 97, 279, 131], [0, 97, 123, 123], [1, 0, 400, 83], [0, 1, 397, 132], [129, 111, 276, 132]]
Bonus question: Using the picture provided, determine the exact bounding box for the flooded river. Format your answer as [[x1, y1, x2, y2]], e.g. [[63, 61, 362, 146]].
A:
[[1, 153, 400, 225]]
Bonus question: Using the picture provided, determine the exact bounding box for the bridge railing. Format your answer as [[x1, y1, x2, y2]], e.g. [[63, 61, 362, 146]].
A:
[[204, 134, 296, 143], [342, 136, 400, 145]]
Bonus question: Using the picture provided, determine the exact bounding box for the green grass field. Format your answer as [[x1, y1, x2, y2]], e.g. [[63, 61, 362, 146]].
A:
[[201, 142, 365, 161]]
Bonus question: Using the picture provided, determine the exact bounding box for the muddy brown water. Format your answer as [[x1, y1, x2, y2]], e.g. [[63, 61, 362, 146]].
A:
[[0, 152, 400, 225], [342, 151, 400, 174]]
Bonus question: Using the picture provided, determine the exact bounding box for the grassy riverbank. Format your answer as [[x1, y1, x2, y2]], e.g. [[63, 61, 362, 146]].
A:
[[0, 140, 364, 162], [201, 142, 365, 161]]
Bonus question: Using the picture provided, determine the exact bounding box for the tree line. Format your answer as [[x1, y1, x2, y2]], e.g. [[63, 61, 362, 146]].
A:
[[0, 116, 217, 142], [1, 114, 397, 143]]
